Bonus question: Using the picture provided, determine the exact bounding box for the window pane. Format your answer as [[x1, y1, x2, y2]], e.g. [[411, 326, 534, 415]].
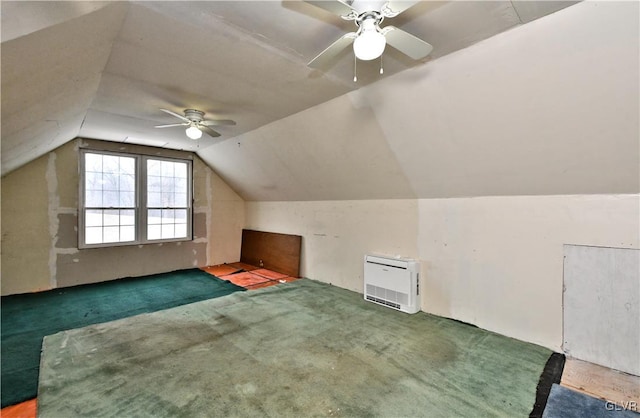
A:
[[86, 210, 103, 227], [175, 178, 187, 193], [148, 224, 161, 240], [175, 163, 187, 179], [120, 226, 135, 242], [120, 173, 135, 192], [120, 210, 135, 226], [147, 159, 161, 176], [175, 209, 187, 223], [161, 224, 174, 239], [148, 209, 162, 225], [162, 209, 174, 222], [119, 192, 135, 207], [85, 227, 102, 244], [175, 193, 187, 207], [148, 176, 162, 192], [103, 210, 119, 226], [86, 172, 103, 191], [85, 153, 102, 172], [163, 193, 175, 207], [103, 226, 120, 243], [175, 224, 187, 238], [161, 161, 174, 177], [162, 177, 175, 193], [103, 191, 119, 207], [102, 155, 120, 175], [148, 192, 162, 207], [85, 190, 102, 207], [120, 158, 135, 175]]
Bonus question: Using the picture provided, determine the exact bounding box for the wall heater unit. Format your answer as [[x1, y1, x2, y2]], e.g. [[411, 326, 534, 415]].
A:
[[364, 255, 420, 314]]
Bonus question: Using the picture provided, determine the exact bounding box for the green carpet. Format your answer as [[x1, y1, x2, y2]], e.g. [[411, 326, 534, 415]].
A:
[[1, 268, 244, 407], [39, 279, 551, 417]]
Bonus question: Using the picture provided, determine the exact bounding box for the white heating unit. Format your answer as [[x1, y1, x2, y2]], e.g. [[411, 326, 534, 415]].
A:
[[364, 254, 420, 314]]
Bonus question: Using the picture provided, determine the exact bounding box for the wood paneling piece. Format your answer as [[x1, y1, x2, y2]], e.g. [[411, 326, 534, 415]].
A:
[[563, 245, 640, 376], [240, 229, 301, 278]]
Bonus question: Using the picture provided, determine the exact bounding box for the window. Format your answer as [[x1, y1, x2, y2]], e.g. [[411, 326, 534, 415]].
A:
[[80, 150, 192, 248]]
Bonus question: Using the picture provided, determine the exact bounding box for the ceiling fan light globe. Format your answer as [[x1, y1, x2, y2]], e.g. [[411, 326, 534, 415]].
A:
[[353, 29, 386, 61], [185, 126, 202, 140]]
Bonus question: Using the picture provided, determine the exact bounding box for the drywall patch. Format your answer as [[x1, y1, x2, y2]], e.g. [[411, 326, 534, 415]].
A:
[[46, 152, 59, 288], [56, 213, 78, 248], [193, 212, 207, 240]]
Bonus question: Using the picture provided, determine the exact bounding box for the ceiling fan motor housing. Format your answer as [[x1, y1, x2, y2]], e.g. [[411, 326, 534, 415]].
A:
[[184, 109, 204, 122]]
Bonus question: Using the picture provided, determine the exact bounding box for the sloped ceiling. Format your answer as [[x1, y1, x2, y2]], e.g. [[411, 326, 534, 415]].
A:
[[1, 1, 580, 176]]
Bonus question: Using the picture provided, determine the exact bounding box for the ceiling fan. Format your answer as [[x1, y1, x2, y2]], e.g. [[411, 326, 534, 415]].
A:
[[305, 0, 433, 69], [155, 108, 236, 140]]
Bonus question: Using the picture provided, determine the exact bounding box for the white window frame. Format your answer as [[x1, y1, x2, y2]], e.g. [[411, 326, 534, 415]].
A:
[[79, 149, 193, 249]]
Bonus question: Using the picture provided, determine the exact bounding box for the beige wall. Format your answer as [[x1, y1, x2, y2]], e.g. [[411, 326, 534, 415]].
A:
[[1, 139, 244, 295], [1, 153, 52, 294], [418, 194, 639, 352], [245, 194, 639, 351], [245, 200, 419, 292]]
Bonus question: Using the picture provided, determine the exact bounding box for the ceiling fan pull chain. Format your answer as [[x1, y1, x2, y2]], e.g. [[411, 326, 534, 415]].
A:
[[380, 55, 384, 75], [353, 54, 358, 82]]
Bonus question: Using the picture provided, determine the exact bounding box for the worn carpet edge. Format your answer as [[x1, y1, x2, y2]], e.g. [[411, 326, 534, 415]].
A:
[[530, 352, 566, 417]]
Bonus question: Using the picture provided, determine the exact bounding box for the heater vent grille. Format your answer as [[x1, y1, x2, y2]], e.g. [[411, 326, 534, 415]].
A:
[[366, 295, 401, 310], [366, 284, 409, 306]]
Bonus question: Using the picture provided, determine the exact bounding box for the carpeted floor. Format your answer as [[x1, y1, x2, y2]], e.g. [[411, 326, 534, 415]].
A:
[[1, 269, 244, 407], [38, 279, 551, 417]]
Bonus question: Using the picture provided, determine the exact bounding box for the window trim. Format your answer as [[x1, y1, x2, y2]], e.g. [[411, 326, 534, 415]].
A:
[[78, 149, 193, 249]]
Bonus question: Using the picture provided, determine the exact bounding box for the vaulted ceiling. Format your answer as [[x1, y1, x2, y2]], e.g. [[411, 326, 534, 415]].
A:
[[2, 0, 580, 178]]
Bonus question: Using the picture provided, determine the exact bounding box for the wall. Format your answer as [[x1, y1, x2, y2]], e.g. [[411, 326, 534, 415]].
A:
[[1, 139, 244, 295], [245, 200, 419, 292], [1, 153, 52, 293], [245, 195, 638, 351], [418, 195, 639, 351]]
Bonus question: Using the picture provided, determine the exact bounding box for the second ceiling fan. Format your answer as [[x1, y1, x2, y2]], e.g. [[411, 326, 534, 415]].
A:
[[306, 0, 433, 69], [155, 108, 236, 140]]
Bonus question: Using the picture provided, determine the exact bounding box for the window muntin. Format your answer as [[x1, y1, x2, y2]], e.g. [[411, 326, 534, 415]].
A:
[[80, 150, 192, 248]]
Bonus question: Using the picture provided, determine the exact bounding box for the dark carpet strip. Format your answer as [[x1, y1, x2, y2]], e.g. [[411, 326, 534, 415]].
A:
[[530, 352, 566, 418], [1, 269, 244, 407]]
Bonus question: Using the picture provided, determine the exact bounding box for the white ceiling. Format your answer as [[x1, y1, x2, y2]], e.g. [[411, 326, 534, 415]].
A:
[[1, 0, 580, 178]]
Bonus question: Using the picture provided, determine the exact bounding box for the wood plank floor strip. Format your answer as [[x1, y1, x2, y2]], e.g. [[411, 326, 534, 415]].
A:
[[560, 358, 640, 408]]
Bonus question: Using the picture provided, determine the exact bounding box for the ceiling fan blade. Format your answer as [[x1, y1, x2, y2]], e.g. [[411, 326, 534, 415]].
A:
[[308, 32, 357, 69], [382, 26, 433, 60], [304, 0, 355, 17], [201, 119, 236, 126], [382, 1, 420, 17], [154, 123, 189, 128], [199, 126, 221, 138], [160, 108, 191, 123]]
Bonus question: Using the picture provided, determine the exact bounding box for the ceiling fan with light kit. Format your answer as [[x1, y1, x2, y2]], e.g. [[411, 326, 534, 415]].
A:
[[305, 0, 433, 80], [154, 108, 236, 140]]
